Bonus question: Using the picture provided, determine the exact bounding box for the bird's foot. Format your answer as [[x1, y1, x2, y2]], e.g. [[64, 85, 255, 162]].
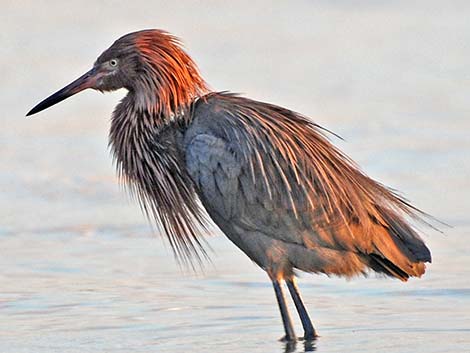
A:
[[302, 331, 319, 341], [279, 334, 297, 342]]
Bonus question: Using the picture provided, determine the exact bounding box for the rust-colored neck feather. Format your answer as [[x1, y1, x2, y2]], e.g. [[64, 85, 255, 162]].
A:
[[132, 30, 208, 118]]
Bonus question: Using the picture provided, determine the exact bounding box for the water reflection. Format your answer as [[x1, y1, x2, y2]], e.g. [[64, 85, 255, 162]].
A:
[[281, 338, 316, 353], [283, 340, 297, 353]]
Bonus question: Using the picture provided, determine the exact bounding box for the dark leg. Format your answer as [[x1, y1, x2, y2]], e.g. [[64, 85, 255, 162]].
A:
[[286, 278, 317, 340], [272, 279, 296, 342]]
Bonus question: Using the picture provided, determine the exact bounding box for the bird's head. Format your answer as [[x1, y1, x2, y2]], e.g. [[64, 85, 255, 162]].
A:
[[27, 29, 208, 117]]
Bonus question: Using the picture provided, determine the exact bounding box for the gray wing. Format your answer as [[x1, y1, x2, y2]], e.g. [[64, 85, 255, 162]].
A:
[[184, 126, 309, 249]]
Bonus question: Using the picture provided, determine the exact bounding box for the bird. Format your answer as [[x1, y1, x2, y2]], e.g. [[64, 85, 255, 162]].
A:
[[27, 29, 432, 342]]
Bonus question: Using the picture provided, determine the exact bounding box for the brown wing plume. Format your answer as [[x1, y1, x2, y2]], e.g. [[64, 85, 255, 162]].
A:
[[206, 92, 432, 277]]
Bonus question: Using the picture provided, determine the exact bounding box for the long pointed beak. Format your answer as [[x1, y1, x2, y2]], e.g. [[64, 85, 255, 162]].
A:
[[26, 68, 100, 116]]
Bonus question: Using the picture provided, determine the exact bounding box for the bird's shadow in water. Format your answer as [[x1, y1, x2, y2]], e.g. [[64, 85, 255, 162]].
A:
[[282, 338, 317, 353]]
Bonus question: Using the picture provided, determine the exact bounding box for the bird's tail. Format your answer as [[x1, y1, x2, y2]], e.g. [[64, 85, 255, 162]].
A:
[[366, 206, 432, 281]]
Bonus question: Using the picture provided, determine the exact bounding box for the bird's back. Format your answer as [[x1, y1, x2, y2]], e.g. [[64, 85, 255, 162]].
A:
[[182, 92, 431, 280]]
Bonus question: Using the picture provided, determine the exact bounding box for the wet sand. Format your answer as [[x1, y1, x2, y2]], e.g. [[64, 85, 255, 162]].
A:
[[1, 1, 469, 352]]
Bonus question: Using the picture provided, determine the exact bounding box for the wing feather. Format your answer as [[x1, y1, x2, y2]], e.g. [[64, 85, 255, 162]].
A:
[[184, 92, 432, 278]]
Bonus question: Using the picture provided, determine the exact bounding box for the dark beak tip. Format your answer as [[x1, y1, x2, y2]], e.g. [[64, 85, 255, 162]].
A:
[[26, 104, 44, 117], [25, 68, 96, 118]]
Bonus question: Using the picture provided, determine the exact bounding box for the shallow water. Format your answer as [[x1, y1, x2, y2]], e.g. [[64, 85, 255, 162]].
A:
[[2, 1, 470, 352]]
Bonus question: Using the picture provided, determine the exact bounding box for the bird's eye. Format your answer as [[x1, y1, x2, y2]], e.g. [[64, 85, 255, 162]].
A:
[[110, 59, 118, 67]]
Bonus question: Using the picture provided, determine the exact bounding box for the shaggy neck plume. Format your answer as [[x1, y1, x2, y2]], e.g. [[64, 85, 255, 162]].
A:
[[109, 30, 209, 265], [131, 30, 208, 120]]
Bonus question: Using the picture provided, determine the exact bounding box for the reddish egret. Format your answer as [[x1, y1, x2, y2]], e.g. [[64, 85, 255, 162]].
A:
[[27, 29, 431, 341]]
